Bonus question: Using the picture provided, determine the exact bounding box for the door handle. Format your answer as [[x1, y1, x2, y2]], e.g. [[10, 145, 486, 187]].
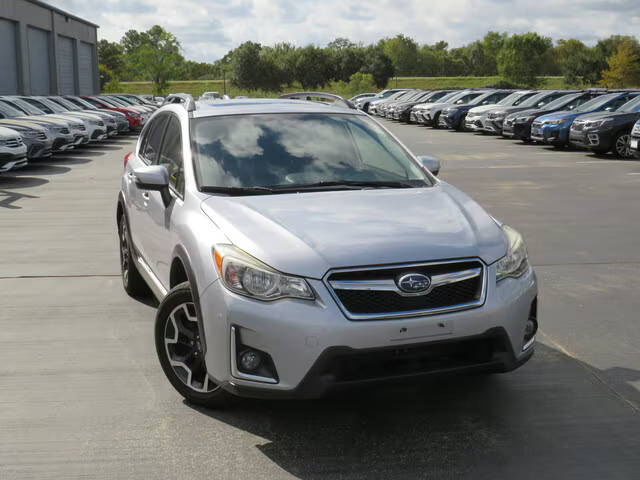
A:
[[142, 192, 150, 200]]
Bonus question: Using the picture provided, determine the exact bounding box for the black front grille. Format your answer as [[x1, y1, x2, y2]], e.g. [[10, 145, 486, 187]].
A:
[[36, 132, 47, 140], [320, 335, 507, 382], [329, 261, 484, 318], [335, 277, 481, 315]]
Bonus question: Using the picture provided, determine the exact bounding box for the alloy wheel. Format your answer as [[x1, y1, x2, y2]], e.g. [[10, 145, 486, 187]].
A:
[[119, 219, 130, 287], [615, 134, 632, 158], [164, 302, 218, 393]]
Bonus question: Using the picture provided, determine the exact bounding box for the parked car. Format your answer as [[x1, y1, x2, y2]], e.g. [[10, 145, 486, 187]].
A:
[[465, 91, 537, 132], [111, 94, 159, 109], [47, 96, 119, 137], [379, 90, 424, 118], [2, 96, 89, 147], [199, 91, 221, 101], [0, 99, 76, 152], [81, 96, 144, 131], [368, 89, 412, 115], [531, 91, 640, 147], [440, 90, 512, 131], [419, 90, 487, 128], [117, 97, 537, 407], [384, 90, 431, 119], [349, 93, 377, 103], [392, 90, 453, 122], [63, 95, 130, 133], [356, 89, 407, 113], [105, 95, 156, 114], [568, 94, 640, 157], [410, 91, 460, 124], [502, 91, 605, 142], [0, 118, 52, 160], [21, 96, 107, 142], [0, 126, 27, 173], [629, 119, 640, 158], [481, 90, 574, 135]]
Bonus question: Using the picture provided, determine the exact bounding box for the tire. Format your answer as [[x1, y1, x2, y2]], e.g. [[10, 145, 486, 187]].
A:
[[613, 131, 632, 158], [155, 281, 237, 408], [432, 112, 441, 129], [118, 214, 149, 297], [456, 114, 467, 132]]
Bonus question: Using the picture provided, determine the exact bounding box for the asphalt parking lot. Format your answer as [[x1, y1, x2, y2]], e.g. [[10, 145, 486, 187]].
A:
[[1, 124, 639, 479]]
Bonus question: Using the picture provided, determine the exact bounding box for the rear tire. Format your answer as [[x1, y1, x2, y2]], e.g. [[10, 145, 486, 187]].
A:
[[155, 282, 238, 408], [118, 215, 149, 297]]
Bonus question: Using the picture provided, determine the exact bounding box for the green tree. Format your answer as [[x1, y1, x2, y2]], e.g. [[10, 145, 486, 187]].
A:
[[554, 39, 599, 85], [601, 40, 640, 88], [362, 46, 395, 88], [295, 45, 332, 89], [230, 41, 263, 90], [380, 34, 418, 75], [497, 32, 552, 87], [125, 26, 184, 95], [97, 39, 125, 80]]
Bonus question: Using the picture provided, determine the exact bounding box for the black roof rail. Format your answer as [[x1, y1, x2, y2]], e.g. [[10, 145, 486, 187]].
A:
[[279, 92, 356, 109], [163, 93, 196, 112]]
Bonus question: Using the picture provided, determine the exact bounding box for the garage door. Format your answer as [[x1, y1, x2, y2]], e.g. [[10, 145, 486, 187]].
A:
[[0, 19, 19, 94], [58, 36, 76, 95], [28, 27, 51, 95], [78, 42, 95, 95]]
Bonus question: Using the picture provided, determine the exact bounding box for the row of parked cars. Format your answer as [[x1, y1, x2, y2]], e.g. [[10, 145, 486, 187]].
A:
[[353, 88, 640, 159], [0, 94, 158, 175]]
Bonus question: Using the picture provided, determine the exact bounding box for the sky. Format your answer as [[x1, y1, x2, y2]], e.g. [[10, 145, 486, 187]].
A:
[[49, 0, 640, 62]]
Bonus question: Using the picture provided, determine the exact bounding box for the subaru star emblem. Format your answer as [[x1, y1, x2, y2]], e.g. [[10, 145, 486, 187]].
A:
[[396, 273, 432, 294]]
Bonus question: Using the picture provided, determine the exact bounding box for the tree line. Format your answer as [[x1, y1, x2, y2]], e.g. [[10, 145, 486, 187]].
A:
[[98, 27, 640, 95]]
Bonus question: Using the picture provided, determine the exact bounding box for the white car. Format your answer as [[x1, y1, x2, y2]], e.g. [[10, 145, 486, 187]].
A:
[[0, 126, 28, 173]]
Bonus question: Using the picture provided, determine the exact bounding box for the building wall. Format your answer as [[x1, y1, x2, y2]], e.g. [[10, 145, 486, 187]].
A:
[[0, 0, 99, 95]]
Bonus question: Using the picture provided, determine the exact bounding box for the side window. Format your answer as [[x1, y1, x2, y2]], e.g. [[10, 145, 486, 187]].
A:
[[158, 116, 184, 195], [140, 115, 168, 165], [606, 97, 630, 111], [25, 99, 53, 114]]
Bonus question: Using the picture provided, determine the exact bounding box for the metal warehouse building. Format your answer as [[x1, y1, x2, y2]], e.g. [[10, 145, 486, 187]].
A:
[[0, 0, 99, 96]]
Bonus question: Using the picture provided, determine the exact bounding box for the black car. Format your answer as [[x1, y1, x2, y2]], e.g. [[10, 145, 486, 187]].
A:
[[440, 90, 512, 131], [569, 94, 640, 157], [502, 91, 605, 142]]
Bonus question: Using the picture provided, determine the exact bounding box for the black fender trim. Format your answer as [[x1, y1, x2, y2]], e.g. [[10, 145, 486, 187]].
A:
[[171, 244, 208, 355]]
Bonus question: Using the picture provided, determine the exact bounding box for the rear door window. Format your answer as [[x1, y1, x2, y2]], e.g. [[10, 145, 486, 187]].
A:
[[157, 115, 184, 196]]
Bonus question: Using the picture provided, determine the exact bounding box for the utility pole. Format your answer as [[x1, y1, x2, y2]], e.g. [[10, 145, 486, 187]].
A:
[[223, 69, 226, 96]]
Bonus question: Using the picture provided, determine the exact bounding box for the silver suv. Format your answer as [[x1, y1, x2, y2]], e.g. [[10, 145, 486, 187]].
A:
[[117, 96, 538, 407]]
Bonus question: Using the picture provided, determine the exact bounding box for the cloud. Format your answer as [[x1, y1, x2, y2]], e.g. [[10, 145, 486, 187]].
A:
[[48, 0, 640, 62]]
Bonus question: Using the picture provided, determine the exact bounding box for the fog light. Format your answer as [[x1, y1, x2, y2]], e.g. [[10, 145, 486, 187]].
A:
[[524, 318, 537, 339], [240, 350, 261, 371]]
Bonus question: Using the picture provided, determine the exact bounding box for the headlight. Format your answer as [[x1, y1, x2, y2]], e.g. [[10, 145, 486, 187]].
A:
[[584, 118, 613, 129], [516, 115, 536, 123], [90, 119, 104, 126], [20, 129, 39, 137], [546, 118, 568, 125], [214, 245, 314, 301], [496, 225, 529, 281]]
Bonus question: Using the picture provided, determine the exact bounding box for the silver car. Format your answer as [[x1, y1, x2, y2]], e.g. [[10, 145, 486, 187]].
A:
[[117, 97, 538, 407]]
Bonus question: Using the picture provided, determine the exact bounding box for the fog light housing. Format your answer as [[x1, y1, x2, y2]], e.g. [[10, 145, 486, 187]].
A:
[[523, 298, 538, 351], [240, 350, 261, 371]]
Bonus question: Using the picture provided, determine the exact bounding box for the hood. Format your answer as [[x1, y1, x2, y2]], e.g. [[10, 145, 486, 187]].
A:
[[0, 126, 21, 137], [535, 110, 577, 122], [20, 115, 70, 127], [574, 111, 638, 122], [43, 114, 85, 127], [468, 104, 501, 115], [0, 119, 48, 131], [200, 184, 507, 278]]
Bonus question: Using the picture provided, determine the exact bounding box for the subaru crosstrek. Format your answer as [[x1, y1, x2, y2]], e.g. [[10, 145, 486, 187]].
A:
[[117, 97, 538, 407]]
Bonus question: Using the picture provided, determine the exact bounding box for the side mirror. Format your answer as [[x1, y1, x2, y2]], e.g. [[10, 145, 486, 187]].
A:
[[604, 106, 613, 111], [133, 165, 171, 207], [417, 155, 442, 176]]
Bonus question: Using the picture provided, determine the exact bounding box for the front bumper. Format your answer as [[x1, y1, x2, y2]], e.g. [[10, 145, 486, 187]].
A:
[[52, 134, 76, 152], [530, 124, 569, 145], [24, 137, 54, 159], [200, 264, 538, 399], [630, 134, 640, 158], [481, 118, 504, 134], [0, 152, 28, 173], [569, 129, 613, 151], [465, 116, 484, 131], [503, 122, 532, 140]]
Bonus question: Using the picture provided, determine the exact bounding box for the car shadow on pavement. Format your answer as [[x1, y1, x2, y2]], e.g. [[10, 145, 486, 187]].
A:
[[0, 177, 47, 209], [36, 156, 92, 166], [59, 149, 106, 157], [188, 343, 640, 479], [17, 164, 71, 176]]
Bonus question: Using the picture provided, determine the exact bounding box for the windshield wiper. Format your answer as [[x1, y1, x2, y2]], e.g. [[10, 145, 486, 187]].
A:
[[200, 185, 276, 196], [270, 180, 419, 191]]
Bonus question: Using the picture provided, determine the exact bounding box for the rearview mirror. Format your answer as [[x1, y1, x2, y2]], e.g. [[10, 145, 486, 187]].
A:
[[133, 165, 171, 207], [416, 155, 442, 176]]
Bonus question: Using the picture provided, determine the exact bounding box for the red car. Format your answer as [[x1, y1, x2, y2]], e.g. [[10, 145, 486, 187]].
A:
[[80, 96, 144, 130]]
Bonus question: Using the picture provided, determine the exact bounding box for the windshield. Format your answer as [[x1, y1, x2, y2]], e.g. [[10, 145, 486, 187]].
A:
[[467, 91, 502, 106], [93, 97, 119, 107], [8, 98, 45, 115], [433, 91, 458, 104], [192, 113, 431, 191], [573, 93, 618, 112], [497, 92, 529, 106], [0, 101, 26, 117], [104, 97, 128, 107], [67, 97, 98, 110], [442, 91, 472, 104], [542, 93, 580, 111], [35, 98, 68, 114], [616, 95, 640, 113], [112, 96, 134, 105], [516, 92, 553, 108], [51, 97, 80, 110]]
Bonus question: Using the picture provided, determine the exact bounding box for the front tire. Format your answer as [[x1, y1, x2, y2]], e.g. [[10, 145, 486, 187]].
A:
[[118, 215, 149, 297], [613, 131, 632, 158], [155, 282, 237, 408], [432, 113, 441, 129]]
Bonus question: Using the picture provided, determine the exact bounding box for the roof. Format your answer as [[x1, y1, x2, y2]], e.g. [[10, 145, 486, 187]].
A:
[[192, 98, 366, 118], [25, 0, 99, 28]]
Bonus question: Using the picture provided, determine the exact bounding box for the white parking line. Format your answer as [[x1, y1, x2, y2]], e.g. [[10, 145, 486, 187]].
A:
[[575, 160, 630, 164]]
